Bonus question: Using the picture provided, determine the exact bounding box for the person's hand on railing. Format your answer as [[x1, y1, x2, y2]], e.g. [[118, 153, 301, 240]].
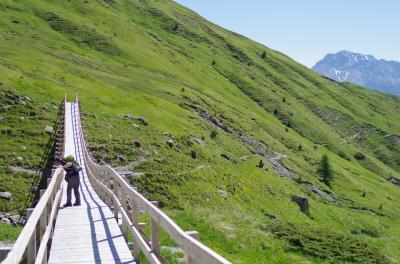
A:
[[59, 159, 72, 168]]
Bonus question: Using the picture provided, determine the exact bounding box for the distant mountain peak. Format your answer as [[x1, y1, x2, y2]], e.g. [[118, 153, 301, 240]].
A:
[[313, 51, 400, 95]]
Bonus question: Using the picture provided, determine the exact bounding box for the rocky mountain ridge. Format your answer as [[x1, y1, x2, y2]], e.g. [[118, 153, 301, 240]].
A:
[[313, 50, 400, 95]]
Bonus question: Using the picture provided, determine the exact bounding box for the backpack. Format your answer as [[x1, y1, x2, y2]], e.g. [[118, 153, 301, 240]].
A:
[[72, 160, 82, 172]]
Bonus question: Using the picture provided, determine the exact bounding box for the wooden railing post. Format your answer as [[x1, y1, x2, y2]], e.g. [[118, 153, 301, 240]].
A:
[[26, 231, 36, 264], [105, 170, 111, 206], [130, 196, 139, 228], [107, 171, 113, 207], [186, 231, 199, 264], [47, 178, 52, 188], [113, 183, 119, 222], [133, 235, 141, 264], [120, 188, 128, 214], [48, 190, 54, 214], [130, 198, 141, 264], [100, 169, 105, 184], [150, 217, 160, 257], [39, 209, 48, 240], [26, 208, 36, 264], [120, 218, 128, 242]]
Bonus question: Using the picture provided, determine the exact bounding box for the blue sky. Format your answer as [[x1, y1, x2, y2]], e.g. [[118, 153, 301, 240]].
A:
[[174, 0, 400, 67]]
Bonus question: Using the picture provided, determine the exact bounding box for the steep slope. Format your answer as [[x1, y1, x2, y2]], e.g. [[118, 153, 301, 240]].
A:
[[1, 1, 400, 263], [313, 50, 400, 95]]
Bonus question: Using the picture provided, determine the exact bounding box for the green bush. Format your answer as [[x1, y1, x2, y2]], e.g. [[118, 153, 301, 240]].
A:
[[338, 151, 350, 160], [210, 128, 218, 139], [298, 144, 302, 151], [354, 152, 366, 160]]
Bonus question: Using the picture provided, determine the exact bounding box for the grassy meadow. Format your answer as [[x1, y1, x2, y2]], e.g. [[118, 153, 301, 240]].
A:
[[0, 0, 400, 263]]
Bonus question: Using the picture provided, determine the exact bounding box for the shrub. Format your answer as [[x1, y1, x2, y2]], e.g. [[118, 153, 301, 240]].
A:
[[338, 151, 350, 160], [210, 128, 218, 139], [298, 144, 302, 151], [273, 108, 278, 115], [212, 59, 216, 65], [354, 152, 366, 160], [261, 51, 266, 59], [171, 24, 179, 32]]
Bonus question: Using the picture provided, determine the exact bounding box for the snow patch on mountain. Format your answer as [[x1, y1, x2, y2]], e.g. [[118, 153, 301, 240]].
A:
[[333, 68, 350, 82]]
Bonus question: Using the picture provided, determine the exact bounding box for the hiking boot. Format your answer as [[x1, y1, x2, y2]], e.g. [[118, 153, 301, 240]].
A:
[[73, 202, 81, 206], [63, 202, 72, 207]]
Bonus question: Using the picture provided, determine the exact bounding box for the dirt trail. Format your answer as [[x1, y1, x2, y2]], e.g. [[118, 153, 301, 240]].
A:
[[186, 103, 295, 179]]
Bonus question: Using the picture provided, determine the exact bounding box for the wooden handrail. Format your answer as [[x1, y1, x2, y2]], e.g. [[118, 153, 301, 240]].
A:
[[34, 185, 63, 264], [3, 96, 67, 264], [3, 169, 64, 264], [74, 97, 231, 264]]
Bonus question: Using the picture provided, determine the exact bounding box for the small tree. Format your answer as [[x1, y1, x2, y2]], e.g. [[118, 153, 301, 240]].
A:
[[261, 51, 266, 59], [319, 154, 333, 186], [273, 108, 278, 115], [212, 59, 216, 66]]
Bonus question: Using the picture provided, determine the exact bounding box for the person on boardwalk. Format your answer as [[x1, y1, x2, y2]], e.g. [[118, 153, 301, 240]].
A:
[[60, 155, 81, 207]]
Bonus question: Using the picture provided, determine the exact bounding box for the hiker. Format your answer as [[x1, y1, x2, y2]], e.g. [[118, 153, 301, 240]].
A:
[[257, 159, 264, 169], [60, 155, 81, 207]]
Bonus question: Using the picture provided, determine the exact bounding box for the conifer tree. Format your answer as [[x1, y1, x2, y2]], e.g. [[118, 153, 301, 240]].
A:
[[319, 154, 332, 186], [261, 51, 266, 58]]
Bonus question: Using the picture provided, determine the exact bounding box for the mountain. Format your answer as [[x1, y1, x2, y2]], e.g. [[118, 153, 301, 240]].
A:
[[1, 1, 400, 263], [313, 50, 400, 95]]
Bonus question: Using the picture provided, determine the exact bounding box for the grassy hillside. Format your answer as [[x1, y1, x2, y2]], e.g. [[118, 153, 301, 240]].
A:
[[1, 0, 400, 263]]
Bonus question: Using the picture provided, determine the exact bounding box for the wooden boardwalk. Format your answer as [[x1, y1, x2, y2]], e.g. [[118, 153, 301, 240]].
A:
[[48, 103, 135, 264]]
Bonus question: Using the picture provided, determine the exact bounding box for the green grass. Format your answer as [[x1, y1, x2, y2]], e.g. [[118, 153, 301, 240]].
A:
[[0, 0, 400, 262], [0, 223, 22, 242], [268, 221, 389, 263], [0, 90, 54, 214]]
